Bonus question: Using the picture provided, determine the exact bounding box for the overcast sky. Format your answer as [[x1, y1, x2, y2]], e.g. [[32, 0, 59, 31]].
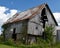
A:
[[0, 0, 60, 34]]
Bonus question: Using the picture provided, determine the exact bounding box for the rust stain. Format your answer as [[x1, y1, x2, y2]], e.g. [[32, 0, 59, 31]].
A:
[[4, 4, 46, 24]]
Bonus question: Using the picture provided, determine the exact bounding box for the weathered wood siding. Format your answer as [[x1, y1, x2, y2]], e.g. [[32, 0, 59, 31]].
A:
[[5, 20, 28, 39], [4, 6, 57, 41], [27, 7, 56, 36], [46, 7, 57, 36], [27, 9, 43, 35]]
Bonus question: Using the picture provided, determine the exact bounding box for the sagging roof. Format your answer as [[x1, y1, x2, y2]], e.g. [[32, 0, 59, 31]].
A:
[[4, 3, 58, 26]]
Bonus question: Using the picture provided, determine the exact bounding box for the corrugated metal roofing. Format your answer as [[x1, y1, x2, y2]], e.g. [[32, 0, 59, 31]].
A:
[[4, 4, 46, 24]]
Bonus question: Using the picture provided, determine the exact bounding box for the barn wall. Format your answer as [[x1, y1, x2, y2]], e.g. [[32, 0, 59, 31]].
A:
[[5, 20, 28, 40], [27, 7, 57, 43], [45, 7, 56, 35], [27, 7, 56, 36], [45, 7, 56, 26], [45, 7, 57, 42], [27, 9, 43, 36]]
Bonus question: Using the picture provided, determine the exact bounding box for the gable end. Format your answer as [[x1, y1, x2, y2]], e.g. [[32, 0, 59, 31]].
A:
[[45, 4, 58, 26]]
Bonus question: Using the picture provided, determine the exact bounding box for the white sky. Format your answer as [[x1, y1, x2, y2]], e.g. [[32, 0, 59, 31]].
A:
[[0, 6, 18, 34], [53, 12, 60, 25]]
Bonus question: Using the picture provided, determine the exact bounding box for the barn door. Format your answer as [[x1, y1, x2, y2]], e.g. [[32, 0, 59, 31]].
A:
[[12, 28, 17, 41]]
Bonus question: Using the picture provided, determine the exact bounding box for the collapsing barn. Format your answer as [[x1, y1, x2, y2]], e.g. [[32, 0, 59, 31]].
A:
[[2, 3, 58, 44]]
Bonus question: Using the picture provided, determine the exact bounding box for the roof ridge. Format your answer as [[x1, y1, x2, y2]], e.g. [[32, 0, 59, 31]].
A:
[[4, 3, 47, 24]]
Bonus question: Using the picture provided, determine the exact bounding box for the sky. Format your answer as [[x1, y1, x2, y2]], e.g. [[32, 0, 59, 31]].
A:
[[0, 0, 60, 34]]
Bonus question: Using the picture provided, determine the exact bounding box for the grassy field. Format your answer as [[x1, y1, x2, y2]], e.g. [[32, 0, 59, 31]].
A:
[[0, 44, 60, 48], [0, 44, 17, 48]]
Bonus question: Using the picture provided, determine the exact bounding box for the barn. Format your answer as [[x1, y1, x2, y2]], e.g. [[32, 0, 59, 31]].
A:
[[2, 3, 58, 44]]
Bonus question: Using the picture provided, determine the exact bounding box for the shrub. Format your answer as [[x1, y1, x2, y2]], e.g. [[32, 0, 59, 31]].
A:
[[44, 26, 54, 43], [3, 38, 15, 46], [0, 35, 4, 43]]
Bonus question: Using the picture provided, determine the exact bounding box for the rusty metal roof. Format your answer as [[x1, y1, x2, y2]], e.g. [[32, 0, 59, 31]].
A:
[[4, 4, 47, 24]]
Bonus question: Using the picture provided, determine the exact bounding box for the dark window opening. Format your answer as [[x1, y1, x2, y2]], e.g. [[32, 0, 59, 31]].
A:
[[41, 8, 46, 16], [41, 8, 48, 28], [13, 28, 16, 33], [36, 27, 38, 29], [41, 8, 48, 21], [12, 28, 17, 41]]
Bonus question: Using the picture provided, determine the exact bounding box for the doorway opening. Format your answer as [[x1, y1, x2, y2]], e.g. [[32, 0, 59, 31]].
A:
[[12, 28, 17, 41]]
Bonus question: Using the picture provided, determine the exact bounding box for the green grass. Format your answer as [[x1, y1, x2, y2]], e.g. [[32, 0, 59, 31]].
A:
[[0, 44, 17, 48], [0, 44, 60, 48]]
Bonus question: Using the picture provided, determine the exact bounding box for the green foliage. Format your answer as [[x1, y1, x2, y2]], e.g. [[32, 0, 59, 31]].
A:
[[0, 35, 4, 43], [37, 26, 54, 44], [0, 43, 60, 48], [0, 44, 17, 48], [2, 24, 8, 41], [35, 26, 55, 48], [3, 38, 15, 46], [44, 26, 54, 43]]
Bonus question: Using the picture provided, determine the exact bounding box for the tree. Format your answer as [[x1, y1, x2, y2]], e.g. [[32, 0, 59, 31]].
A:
[[2, 24, 10, 41]]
